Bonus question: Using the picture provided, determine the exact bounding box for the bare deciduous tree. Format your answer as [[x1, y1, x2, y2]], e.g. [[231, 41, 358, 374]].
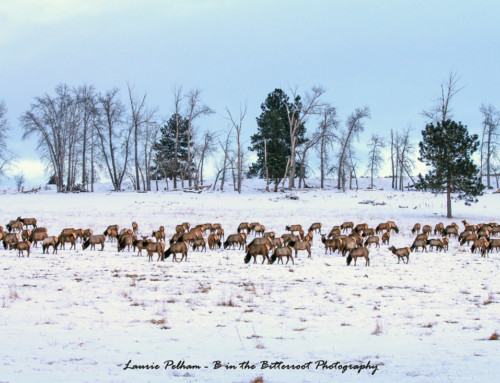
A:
[[367, 134, 385, 189], [0, 100, 14, 179], [317, 105, 339, 189], [285, 86, 325, 189], [194, 130, 216, 187], [422, 72, 463, 123], [226, 103, 247, 193], [479, 103, 500, 189], [14, 173, 25, 192]]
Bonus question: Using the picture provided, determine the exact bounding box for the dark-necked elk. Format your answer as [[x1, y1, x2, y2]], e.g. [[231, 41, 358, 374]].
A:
[[248, 222, 261, 235], [361, 228, 376, 237], [83, 235, 106, 251], [286, 224, 302, 234], [17, 217, 37, 229], [237, 222, 249, 234], [178, 231, 201, 245], [422, 225, 432, 235], [3, 232, 19, 249], [82, 229, 93, 241], [118, 234, 134, 252], [386, 221, 399, 234], [152, 228, 165, 243], [349, 232, 364, 247], [289, 240, 311, 258], [208, 234, 221, 250], [427, 238, 445, 252], [308, 222, 322, 234], [382, 232, 391, 245], [58, 233, 76, 250], [471, 238, 489, 257], [321, 235, 342, 254], [264, 231, 276, 240], [353, 223, 368, 234], [328, 226, 341, 238], [376, 222, 389, 234], [411, 223, 421, 235], [443, 225, 459, 238], [103, 225, 119, 241], [132, 236, 152, 256], [244, 243, 272, 264], [7, 220, 23, 233], [73, 229, 85, 243], [460, 233, 478, 246], [341, 221, 354, 233], [411, 238, 427, 252], [21, 229, 31, 242], [346, 247, 370, 266], [223, 234, 246, 250], [170, 232, 182, 244], [270, 246, 294, 265], [389, 246, 411, 264], [13, 241, 31, 257], [141, 241, 165, 261], [434, 223, 444, 235], [364, 236, 380, 248], [487, 238, 500, 254], [192, 238, 207, 252], [42, 236, 58, 254], [29, 230, 48, 248], [163, 242, 188, 262]]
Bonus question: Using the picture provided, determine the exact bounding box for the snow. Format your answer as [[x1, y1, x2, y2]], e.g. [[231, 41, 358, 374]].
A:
[[0, 178, 499, 382]]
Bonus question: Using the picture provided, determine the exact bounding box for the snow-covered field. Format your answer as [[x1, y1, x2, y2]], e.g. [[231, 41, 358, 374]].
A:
[[1, 179, 499, 382]]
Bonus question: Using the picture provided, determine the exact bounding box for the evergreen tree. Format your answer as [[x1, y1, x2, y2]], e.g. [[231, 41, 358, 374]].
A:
[[248, 89, 305, 191], [152, 114, 193, 185], [416, 119, 484, 218]]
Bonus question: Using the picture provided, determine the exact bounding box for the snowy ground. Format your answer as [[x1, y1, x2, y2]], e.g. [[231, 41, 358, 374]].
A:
[[0, 179, 499, 382]]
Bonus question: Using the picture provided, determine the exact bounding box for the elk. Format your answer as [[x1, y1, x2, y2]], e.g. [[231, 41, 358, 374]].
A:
[[341, 221, 354, 232], [29, 231, 48, 247], [270, 246, 294, 265], [285, 224, 302, 234], [327, 226, 341, 238], [132, 237, 153, 256], [308, 222, 322, 234], [340, 237, 357, 257], [364, 236, 380, 248], [321, 235, 342, 254], [460, 233, 478, 246], [208, 234, 221, 250], [422, 225, 432, 235], [17, 217, 37, 229], [2, 232, 19, 249], [487, 239, 500, 254], [216, 228, 225, 241], [389, 246, 411, 264], [7, 220, 23, 233], [264, 231, 276, 240], [346, 247, 370, 266], [246, 237, 272, 250], [353, 223, 368, 233], [192, 238, 207, 252], [253, 224, 266, 237], [152, 228, 165, 242], [427, 238, 445, 252], [281, 233, 300, 246], [73, 229, 85, 242], [132, 221, 138, 235], [361, 228, 376, 237], [13, 241, 31, 257], [375, 222, 389, 234], [411, 223, 421, 234], [387, 221, 399, 234], [178, 231, 201, 245], [289, 240, 311, 258], [270, 237, 284, 250], [382, 232, 391, 245], [244, 243, 272, 264], [471, 238, 489, 257], [21, 229, 31, 242], [169, 232, 182, 244], [163, 242, 188, 262], [434, 223, 444, 235], [82, 229, 93, 241], [42, 236, 58, 254], [223, 234, 246, 250], [117, 234, 134, 252], [443, 225, 459, 238], [237, 222, 250, 234], [57, 233, 76, 250], [411, 238, 427, 252]]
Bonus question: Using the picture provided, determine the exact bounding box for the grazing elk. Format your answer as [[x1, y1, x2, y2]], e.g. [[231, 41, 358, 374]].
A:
[[321, 235, 342, 254], [382, 232, 391, 245], [82, 229, 93, 241], [223, 234, 246, 250], [270, 246, 294, 265], [443, 225, 459, 238], [132, 237, 153, 256], [289, 240, 312, 258], [7, 220, 23, 233], [237, 222, 250, 234], [57, 233, 76, 250], [271, 237, 284, 250], [340, 237, 357, 257], [354, 223, 368, 234], [192, 238, 207, 252], [244, 243, 272, 264], [361, 228, 376, 237], [460, 233, 478, 246], [471, 238, 489, 257], [327, 226, 341, 238], [3, 232, 19, 249], [308, 222, 322, 234], [422, 225, 432, 235], [208, 234, 221, 250], [163, 242, 188, 262], [427, 238, 446, 252], [411, 238, 427, 252], [346, 247, 370, 266], [29, 231, 48, 247], [411, 223, 421, 235], [21, 229, 31, 242], [178, 231, 201, 245], [387, 221, 399, 234], [286, 224, 302, 234], [253, 224, 266, 237], [364, 236, 380, 248], [103, 225, 119, 241], [487, 239, 500, 254], [375, 222, 389, 234], [117, 234, 134, 252], [42, 236, 58, 254], [341, 221, 354, 233], [389, 246, 411, 264], [434, 223, 444, 235], [13, 241, 31, 257]]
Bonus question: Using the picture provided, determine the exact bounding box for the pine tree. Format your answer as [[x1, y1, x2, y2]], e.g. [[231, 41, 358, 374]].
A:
[[248, 89, 305, 191], [152, 114, 193, 185], [416, 119, 484, 218]]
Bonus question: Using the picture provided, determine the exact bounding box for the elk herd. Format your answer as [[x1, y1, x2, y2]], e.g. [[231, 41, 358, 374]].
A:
[[1, 215, 499, 267]]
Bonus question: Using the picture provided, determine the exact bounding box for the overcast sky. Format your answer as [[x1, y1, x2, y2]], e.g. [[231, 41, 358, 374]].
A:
[[1, 0, 499, 185]]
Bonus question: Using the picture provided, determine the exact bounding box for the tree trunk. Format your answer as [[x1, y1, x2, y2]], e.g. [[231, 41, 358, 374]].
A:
[[264, 139, 269, 192], [446, 180, 452, 218], [390, 130, 395, 189], [320, 134, 325, 189]]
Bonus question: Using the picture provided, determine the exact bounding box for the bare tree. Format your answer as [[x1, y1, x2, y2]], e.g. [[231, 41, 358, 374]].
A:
[[0, 100, 14, 179], [316, 105, 339, 188], [194, 130, 216, 187], [422, 72, 464, 123], [285, 86, 325, 189], [392, 127, 415, 190], [185, 89, 214, 187], [337, 107, 371, 191], [95, 88, 132, 191], [479, 103, 500, 189], [226, 103, 247, 193], [14, 173, 25, 192], [213, 126, 233, 191], [127, 84, 158, 191], [297, 132, 321, 188], [367, 134, 385, 189], [171, 86, 184, 189]]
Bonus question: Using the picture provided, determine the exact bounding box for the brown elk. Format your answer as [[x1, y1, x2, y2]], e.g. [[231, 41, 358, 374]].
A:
[[216, 228, 225, 241], [361, 228, 376, 237], [247, 237, 272, 249], [142, 241, 165, 261], [382, 232, 391, 245], [253, 224, 266, 237], [117, 234, 134, 252], [328, 226, 341, 238], [443, 225, 459, 238], [289, 240, 311, 258], [281, 233, 300, 246], [29, 231, 48, 247], [208, 234, 221, 250], [237, 222, 250, 234], [152, 228, 165, 242], [341, 221, 354, 232], [13, 241, 31, 257], [169, 232, 183, 244], [389, 246, 411, 264], [82, 229, 93, 241], [2, 232, 19, 249], [340, 237, 357, 257], [375, 222, 389, 234], [178, 231, 201, 245], [364, 236, 380, 248], [415, 233, 429, 241], [354, 223, 368, 233], [387, 221, 399, 234], [244, 243, 272, 264], [422, 225, 432, 235], [271, 237, 284, 250], [441, 238, 449, 250], [103, 225, 119, 241], [321, 235, 342, 254], [175, 224, 185, 234], [21, 229, 31, 242], [58, 233, 76, 250], [270, 246, 294, 265], [192, 238, 207, 252], [308, 222, 322, 234], [132, 221, 138, 235], [349, 233, 364, 247], [411, 238, 427, 252], [286, 224, 302, 233], [411, 223, 421, 234], [132, 237, 153, 256], [223, 234, 246, 250], [346, 247, 370, 266], [73, 229, 85, 242], [163, 242, 188, 262], [427, 238, 445, 252], [460, 233, 478, 246], [17, 217, 37, 229], [264, 231, 276, 240], [471, 238, 489, 257], [42, 236, 58, 254], [487, 238, 500, 254], [7, 220, 23, 233], [434, 223, 444, 235]]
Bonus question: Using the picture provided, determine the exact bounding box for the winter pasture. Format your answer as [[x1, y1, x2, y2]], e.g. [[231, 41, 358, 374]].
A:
[[0, 178, 499, 383]]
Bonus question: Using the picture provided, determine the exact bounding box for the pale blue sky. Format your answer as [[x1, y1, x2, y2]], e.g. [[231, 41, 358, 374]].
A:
[[1, 0, 499, 184]]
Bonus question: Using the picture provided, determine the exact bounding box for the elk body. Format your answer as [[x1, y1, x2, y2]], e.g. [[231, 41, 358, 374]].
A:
[[42, 236, 58, 254], [389, 246, 411, 264], [346, 247, 370, 266], [223, 234, 246, 250], [308, 223, 322, 234], [289, 240, 311, 258], [270, 246, 294, 265], [364, 236, 380, 248], [13, 241, 31, 257], [82, 235, 106, 251], [244, 243, 272, 264], [164, 242, 188, 262]]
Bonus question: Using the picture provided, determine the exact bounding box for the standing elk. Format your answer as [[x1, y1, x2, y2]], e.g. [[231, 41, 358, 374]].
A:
[[308, 223, 322, 234], [17, 217, 37, 229], [163, 242, 188, 262], [223, 234, 246, 250], [411, 223, 421, 234], [13, 241, 31, 257], [286, 224, 303, 234], [57, 233, 76, 250], [434, 223, 444, 235], [389, 246, 411, 264], [364, 236, 380, 248], [341, 222, 354, 233], [2, 232, 19, 249], [289, 240, 312, 258], [382, 232, 391, 245], [42, 236, 58, 254], [270, 246, 294, 265], [346, 247, 370, 266], [132, 221, 138, 236], [237, 222, 250, 234], [29, 231, 48, 247]]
